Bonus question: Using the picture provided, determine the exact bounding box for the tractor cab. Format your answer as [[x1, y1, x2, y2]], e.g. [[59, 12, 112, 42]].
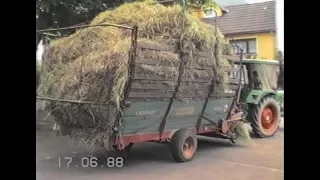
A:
[[234, 59, 281, 90], [228, 58, 284, 138]]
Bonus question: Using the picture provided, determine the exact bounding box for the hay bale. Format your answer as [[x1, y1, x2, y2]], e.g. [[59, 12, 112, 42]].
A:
[[37, 0, 232, 152]]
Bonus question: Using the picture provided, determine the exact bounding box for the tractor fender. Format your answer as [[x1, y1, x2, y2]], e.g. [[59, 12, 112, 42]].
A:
[[244, 90, 277, 105]]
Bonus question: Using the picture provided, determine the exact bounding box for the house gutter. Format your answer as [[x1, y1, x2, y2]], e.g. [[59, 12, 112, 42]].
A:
[[224, 29, 276, 37]]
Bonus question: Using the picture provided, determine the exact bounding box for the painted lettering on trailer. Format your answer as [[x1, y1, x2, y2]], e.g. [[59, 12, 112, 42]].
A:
[[214, 105, 229, 114], [175, 107, 195, 116], [135, 111, 156, 116]]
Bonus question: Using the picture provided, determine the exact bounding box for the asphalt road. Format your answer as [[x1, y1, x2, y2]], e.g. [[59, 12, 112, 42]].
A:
[[36, 129, 284, 180]]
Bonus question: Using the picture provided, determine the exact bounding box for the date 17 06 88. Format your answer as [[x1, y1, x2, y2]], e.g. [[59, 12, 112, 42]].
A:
[[58, 157, 124, 168]]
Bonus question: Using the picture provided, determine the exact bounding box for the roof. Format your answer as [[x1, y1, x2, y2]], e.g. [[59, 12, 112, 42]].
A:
[[204, 1, 276, 35]]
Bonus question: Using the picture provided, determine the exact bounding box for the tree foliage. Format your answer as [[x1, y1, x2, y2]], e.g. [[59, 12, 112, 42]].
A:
[[36, 0, 218, 44], [36, 0, 218, 30], [176, 0, 218, 9], [36, 0, 128, 30], [36, 0, 131, 45]]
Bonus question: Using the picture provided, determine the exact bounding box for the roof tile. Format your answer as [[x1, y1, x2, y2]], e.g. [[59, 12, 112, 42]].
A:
[[203, 1, 276, 35]]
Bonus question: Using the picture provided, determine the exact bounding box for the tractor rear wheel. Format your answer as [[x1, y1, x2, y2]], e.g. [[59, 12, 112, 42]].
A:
[[171, 129, 198, 163], [250, 96, 281, 138]]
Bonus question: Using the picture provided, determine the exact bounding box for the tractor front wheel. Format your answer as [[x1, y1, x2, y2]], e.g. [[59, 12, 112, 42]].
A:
[[250, 96, 281, 138]]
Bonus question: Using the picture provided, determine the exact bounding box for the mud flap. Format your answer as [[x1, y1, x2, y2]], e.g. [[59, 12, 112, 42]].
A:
[[53, 123, 60, 131], [53, 123, 70, 136]]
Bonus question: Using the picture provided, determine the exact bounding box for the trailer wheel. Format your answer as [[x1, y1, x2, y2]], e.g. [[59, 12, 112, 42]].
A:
[[112, 143, 133, 153], [250, 96, 281, 138], [171, 129, 198, 163]]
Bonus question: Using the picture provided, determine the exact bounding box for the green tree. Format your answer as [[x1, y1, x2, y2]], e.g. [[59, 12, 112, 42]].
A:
[[36, 0, 218, 45], [36, 0, 134, 47], [175, 0, 218, 10], [36, 0, 122, 29]]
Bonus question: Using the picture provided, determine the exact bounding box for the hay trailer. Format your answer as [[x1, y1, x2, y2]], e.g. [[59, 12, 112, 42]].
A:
[[226, 58, 283, 138], [36, 24, 272, 163]]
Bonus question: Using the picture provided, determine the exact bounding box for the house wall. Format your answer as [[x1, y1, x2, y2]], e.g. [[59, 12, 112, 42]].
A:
[[189, 5, 276, 60], [227, 32, 276, 59], [189, 6, 224, 19]]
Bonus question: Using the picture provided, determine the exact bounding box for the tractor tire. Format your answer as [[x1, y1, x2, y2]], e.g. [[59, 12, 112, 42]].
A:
[[171, 129, 198, 163], [250, 96, 281, 138], [112, 143, 134, 153]]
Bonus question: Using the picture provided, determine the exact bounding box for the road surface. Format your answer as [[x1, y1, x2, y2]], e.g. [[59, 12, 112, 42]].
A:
[[36, 129, 284, 180]]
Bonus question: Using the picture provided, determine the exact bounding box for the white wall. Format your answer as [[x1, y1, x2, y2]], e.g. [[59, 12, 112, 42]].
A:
[[275, 0, 284, 54], [245, 0, 273, 3], [215, 0, 248, 6], [36, 40, 44, 66]]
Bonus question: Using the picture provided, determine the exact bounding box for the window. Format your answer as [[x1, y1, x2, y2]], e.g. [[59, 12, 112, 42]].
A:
[[204, 9, 216, 18], [230, 38, 257, 55], [229, 64, 249, 85]]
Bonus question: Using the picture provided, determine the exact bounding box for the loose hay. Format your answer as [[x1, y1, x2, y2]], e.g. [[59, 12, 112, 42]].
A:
[[38, 0, 233, 153], [230, 122, 252, 145]]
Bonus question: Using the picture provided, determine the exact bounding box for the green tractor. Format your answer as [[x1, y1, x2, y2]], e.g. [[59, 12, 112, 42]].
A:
[[229, 58, 284, 138]]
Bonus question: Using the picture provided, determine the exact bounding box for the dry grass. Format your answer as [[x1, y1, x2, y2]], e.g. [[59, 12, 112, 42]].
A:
[[230, 122, 252, 143], [37, 0, 232, 152]]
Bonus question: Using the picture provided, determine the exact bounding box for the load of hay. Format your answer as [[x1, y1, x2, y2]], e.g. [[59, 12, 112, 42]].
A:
[[37, 0, 233, 152]]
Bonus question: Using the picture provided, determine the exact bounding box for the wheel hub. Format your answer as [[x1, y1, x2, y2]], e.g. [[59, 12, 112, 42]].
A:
[[261, 107, 278, 133], [262, 108, 273, 123], [182, 137, 195, 159]]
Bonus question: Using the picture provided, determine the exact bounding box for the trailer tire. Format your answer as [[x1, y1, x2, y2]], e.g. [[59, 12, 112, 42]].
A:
[[112, 143, 133, 153], [171, 129, 197, 163], [250, 96, 281, 138]]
